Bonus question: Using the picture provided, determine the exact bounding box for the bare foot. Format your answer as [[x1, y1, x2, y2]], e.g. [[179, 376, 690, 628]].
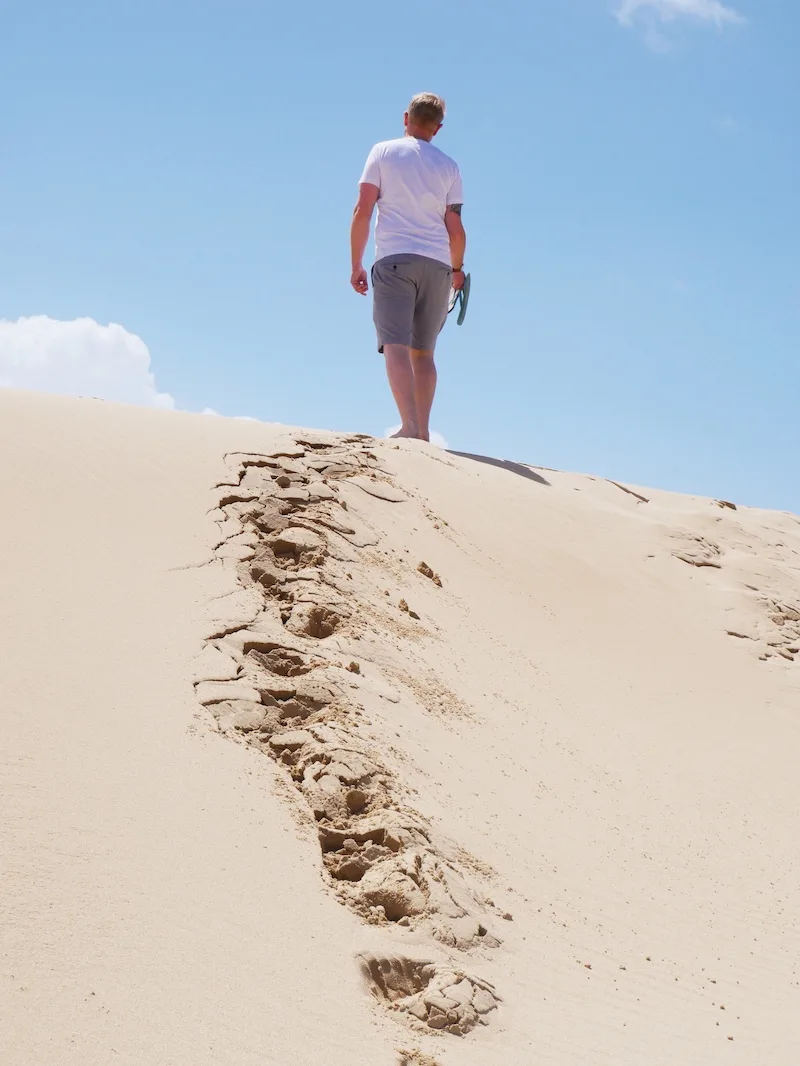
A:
[[390, 423, 420, 439]]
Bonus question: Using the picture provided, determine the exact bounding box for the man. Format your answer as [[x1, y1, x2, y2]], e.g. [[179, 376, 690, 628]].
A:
[[350, 92, 466, 442]]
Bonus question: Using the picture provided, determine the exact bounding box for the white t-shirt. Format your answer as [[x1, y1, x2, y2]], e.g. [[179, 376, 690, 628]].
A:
[[359, 137, 463, 267]]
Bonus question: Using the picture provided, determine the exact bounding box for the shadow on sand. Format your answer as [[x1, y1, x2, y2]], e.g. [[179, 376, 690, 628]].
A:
[[447, 451, 551, 487]]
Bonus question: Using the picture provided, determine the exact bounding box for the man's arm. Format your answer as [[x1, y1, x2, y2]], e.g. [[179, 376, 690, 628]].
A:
[[350, 183, 379, 295], [445, 203, 466, 289]]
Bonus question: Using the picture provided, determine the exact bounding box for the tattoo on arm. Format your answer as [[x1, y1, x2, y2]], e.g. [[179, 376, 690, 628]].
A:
[[447, 203, 463, 215]]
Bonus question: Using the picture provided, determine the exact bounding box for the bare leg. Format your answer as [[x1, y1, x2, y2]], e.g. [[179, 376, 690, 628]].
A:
[[410, 349, 436, 442], [383, 344, 419, 438]]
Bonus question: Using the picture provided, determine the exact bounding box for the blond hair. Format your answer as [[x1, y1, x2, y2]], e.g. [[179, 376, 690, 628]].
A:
[[407, 92, 446, 129]]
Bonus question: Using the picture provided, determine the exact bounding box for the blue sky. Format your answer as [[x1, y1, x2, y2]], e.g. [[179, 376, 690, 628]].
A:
[[1, 0, 797, 512]]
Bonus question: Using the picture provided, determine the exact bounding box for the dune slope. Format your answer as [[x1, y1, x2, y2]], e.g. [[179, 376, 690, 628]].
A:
[[2, 390, 799, 1066]]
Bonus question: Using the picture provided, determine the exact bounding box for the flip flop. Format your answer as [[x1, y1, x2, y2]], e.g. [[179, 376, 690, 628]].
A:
[[447, 272, 471, 326]]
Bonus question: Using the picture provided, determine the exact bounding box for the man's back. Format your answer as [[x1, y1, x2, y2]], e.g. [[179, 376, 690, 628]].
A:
[[360, 136, 462, 266]]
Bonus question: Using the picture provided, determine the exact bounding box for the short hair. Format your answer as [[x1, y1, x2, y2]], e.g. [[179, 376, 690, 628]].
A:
[[408, 92, 446, 129]]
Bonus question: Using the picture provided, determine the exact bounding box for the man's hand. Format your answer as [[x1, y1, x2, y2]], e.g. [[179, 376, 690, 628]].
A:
[[451, 268, 465, 292], [351, 266, 368, 295]]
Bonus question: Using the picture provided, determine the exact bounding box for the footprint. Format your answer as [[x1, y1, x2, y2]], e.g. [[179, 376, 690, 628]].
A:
[[285, 603, 341, 638], [265, 527, 327, 569], [671, 532, 723, 569], [243, 642, 316, 677], [397, 1052, 441, 1066], [358, 954, 500, 1035]]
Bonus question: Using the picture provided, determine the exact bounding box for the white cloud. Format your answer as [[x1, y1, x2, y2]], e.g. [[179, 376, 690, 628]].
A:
[[615, 0, 744, 28], [385, 424, 449, 448], [203, 406, 260, 421], [0, 316, 174, 409]]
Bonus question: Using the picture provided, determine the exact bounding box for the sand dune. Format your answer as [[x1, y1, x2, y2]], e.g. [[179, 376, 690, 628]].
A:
[[2, 388, 799, 1065]]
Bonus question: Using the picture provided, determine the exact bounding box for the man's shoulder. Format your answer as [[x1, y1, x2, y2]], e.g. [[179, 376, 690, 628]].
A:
[[369, 137, 407, 155], [423, 141, 460, 173], [373, 138, 459, 169]]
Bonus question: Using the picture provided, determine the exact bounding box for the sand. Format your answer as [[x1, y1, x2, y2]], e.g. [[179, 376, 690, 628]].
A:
[[2, 388, 799, 1065]]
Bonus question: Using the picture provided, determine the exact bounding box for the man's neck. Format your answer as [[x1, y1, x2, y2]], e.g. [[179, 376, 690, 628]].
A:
[[405, 127, 433, 143]]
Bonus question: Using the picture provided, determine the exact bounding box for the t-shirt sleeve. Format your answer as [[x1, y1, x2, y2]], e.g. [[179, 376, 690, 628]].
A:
[[359, 145, 381, 188], [446, 167, 464, 206]]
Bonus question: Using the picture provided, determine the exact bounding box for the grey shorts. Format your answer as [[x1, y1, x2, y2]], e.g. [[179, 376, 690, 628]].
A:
[[371, 254, 453, 353]]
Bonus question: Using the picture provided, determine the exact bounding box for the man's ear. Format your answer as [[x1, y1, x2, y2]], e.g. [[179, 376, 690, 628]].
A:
[[403, 111, 409, 129], [432, 122, 443, 137]]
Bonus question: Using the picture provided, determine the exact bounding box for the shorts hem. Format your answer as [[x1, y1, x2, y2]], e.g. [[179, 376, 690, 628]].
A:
[[376, 338, 439, 353]]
